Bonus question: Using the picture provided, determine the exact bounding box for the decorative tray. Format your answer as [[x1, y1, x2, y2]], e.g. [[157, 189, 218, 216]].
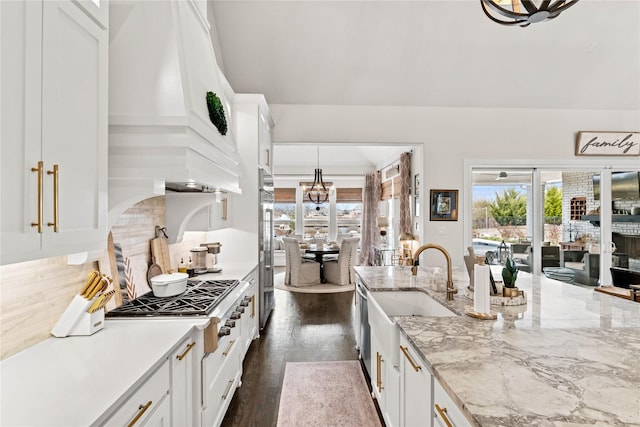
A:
[[464, 288, 527, 306]]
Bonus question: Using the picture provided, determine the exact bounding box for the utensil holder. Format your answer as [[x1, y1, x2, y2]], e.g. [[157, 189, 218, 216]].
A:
[[51, 295, 105, 338]]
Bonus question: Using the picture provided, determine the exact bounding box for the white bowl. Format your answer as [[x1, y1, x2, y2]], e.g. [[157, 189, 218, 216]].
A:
[[150, 272, 188, 297]]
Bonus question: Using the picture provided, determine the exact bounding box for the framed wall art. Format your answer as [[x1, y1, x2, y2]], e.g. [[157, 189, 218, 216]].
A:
[[575, 131, 639, 156], [430, 189, 458, 221]]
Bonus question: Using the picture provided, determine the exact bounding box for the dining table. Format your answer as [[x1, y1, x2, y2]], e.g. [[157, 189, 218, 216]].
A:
[[305, 245, 340, 283]]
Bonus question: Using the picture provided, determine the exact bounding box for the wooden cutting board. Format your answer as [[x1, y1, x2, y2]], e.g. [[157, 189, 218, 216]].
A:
[[150, 232, 172, 274], [106, 231, 123, 307]]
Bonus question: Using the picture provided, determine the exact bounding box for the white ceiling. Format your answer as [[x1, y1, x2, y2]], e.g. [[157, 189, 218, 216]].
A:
[[272, 143, 415, 176], [210, 0, 640, 173]]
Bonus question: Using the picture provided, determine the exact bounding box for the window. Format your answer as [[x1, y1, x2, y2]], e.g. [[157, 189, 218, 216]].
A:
[[336, 188, 362, 237], [303, 202, 329, 238], [274, 188, 295, 236], [275, 186, 364, 239]]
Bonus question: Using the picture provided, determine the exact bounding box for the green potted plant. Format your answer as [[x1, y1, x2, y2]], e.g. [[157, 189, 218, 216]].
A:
[[502, 257, 519, 297]]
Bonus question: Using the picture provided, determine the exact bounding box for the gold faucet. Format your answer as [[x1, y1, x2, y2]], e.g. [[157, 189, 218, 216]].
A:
[[411, 243, 457, 301]]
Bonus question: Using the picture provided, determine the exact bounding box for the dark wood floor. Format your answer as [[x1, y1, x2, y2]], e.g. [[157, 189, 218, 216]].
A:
[[221, 284, 360, 427]]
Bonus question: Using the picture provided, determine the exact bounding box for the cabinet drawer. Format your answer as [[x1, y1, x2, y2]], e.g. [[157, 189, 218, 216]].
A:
[[433, 378, 471, 427], [202, 326, 241, 399], [103, 360, 170, 426], [201, 335, 242, 427]]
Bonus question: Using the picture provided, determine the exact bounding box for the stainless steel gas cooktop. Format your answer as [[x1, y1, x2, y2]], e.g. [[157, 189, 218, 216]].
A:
[[106, 279, 240, 317]]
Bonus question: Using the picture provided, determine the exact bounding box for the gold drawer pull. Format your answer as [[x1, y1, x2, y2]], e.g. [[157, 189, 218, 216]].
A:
[[222, 379, 234, 400], [400, 345, 422, 372], [223, 339, 235, 356], [435, 403, 453, 427], [251, 295, 255, 318], [31, 161, 43, 233], [176, 341, 196, 361], [47, 164, 59, 232], [127, 401, 152, 427], [376, 352, 383, 392], [222, 197, 228, 220]]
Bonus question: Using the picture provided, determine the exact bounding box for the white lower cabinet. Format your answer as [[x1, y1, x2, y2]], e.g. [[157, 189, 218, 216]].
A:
[[139, 395, 171, 427], [240, 270, 259, 357], [170, 334, 200, 426], [433, 377, 471, 427], [371, 332, 400, 427], [201, 327, 242, 427], [399, 334, 432, 427], [102, 360, 170, 426]]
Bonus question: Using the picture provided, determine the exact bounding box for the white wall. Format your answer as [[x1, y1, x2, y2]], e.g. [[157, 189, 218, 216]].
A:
[[269, 104, 640, 267]]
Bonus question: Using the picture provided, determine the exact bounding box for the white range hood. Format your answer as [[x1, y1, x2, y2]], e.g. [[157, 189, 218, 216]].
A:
[[108, 0, 241, 227]]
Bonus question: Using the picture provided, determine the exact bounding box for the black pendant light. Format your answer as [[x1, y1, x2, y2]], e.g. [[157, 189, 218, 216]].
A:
[[308, 147, 329, 205], [480, 0, 580, 27]]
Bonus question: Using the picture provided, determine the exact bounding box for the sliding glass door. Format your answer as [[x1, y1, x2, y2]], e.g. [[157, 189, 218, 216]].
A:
[[471, 169, 533, 268], [471, 166, 640, 287]]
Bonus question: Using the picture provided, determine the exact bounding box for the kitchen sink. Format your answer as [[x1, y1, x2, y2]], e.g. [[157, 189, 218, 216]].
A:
[[371, 291, 457, 318], [368, 291, 456, 366]]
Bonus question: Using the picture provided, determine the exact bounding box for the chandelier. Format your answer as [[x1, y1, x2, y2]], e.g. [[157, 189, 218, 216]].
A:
[[480, 0, 580, 27], [307, 147, 329, 205]]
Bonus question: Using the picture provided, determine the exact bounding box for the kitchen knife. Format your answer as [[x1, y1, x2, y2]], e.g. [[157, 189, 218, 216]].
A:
[[82, 273, 103, 299], [87, 276, 109, 300], [88, 290, 115, 313], [84, 274, 104, 299], [80, 271, 99, 296]]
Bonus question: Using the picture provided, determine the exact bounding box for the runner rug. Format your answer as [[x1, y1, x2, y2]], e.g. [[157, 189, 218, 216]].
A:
[[276, 360, 382, 427]]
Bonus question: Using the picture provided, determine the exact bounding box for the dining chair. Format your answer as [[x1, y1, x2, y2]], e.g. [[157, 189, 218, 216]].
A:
[[323, 237, 359, 285], [283, 237, 321, 286]]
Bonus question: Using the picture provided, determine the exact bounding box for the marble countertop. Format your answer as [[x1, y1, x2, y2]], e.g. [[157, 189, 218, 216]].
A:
[[353, 265, 640, 426]]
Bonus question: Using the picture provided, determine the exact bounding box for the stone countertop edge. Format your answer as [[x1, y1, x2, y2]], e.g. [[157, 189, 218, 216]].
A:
[[353, 265, 640, 427]]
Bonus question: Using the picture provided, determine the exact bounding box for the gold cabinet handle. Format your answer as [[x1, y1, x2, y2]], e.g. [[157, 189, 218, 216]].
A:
[[435, 403, 453, 427], [251, 295, 255, 319], [176, 341, 195, 361], [376, 352, 383, 392], [221, 197, 228, 221], [31, 161, 43, 233], [223, 339, 235, 356], [400, 345, 422, 372], [127, 401, 152, 427], [47, 164, 59, 231], [222, 380, 234, 400]]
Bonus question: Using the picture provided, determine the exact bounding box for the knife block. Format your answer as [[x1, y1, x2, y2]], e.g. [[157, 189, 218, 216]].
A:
[[51, 295, 105, 338]]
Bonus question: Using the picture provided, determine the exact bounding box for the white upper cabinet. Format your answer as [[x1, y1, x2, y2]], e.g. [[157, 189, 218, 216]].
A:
[[258, 108, 274, 175], [1, 0, 108, 265], [73, 0, 109, 28], [234, 94, 274, 174]]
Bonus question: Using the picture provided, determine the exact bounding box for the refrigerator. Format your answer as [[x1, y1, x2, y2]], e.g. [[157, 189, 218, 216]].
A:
[[258, 170, 275, 329]]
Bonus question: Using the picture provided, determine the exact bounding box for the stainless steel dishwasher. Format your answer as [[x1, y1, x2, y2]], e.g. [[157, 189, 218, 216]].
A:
[[356, 277, 371, 376]]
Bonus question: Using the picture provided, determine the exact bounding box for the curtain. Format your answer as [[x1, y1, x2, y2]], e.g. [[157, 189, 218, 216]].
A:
[[399, 152, 412, 234], [359, 171, 381, 266]]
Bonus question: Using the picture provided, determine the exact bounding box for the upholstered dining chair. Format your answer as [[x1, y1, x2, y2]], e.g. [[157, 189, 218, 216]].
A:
[[323, 237, 359, 285], [283, 237, 321, 286]]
